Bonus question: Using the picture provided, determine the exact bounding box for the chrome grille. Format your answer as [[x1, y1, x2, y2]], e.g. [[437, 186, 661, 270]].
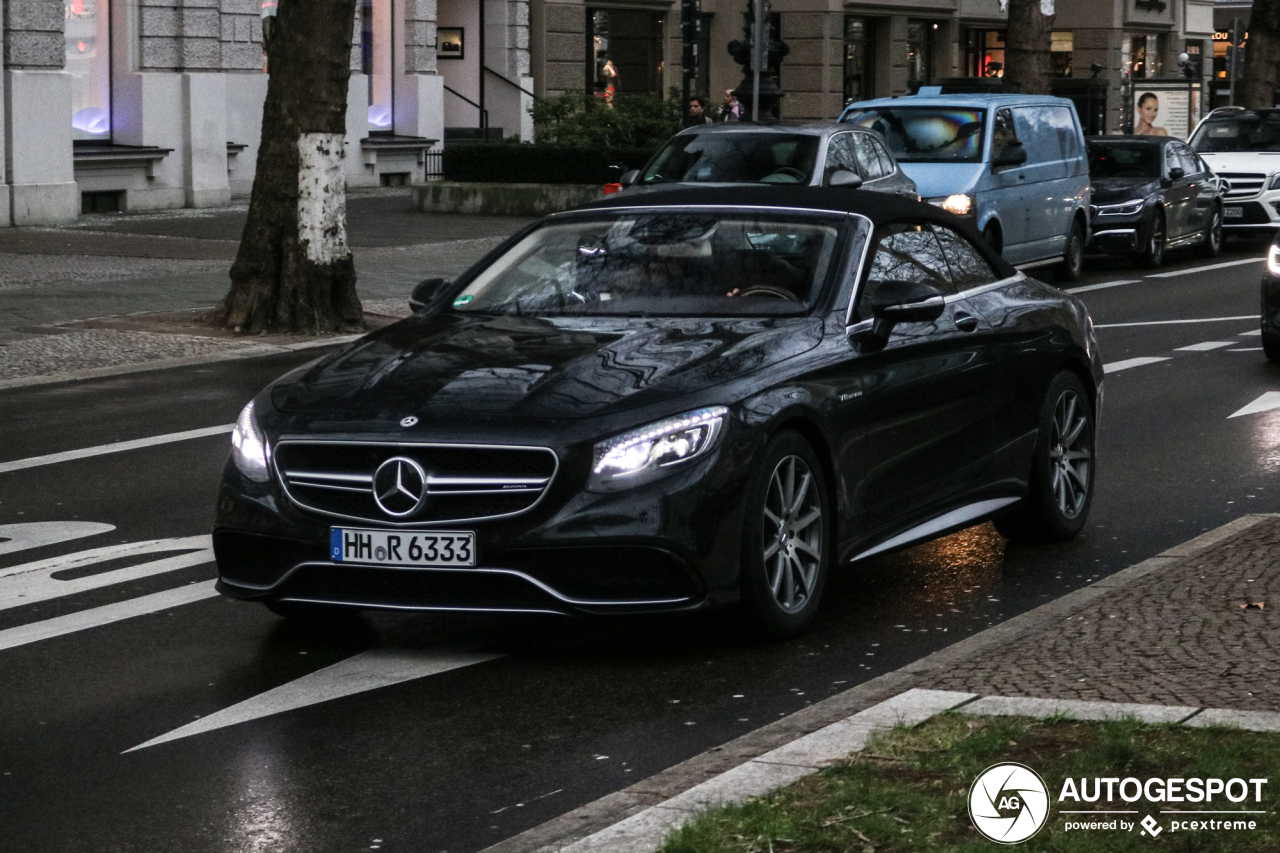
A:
[[1219, 172, 1267, 200], [275, 441, 558, 526]]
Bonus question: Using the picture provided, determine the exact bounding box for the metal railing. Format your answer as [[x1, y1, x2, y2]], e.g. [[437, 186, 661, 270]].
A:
[[484, 67, 538, 101], [425, 150, 443, 181], [444, 84, 488, 131]]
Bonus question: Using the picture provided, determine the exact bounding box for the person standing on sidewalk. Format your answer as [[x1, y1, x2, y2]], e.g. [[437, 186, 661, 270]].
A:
[[684, 97, 713, 128], [720, 90, 742, 121]]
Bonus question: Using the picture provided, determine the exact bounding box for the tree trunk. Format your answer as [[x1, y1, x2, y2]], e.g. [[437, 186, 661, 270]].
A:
[[1239, 0, 1280, 110], [1003, 0, 1054, 96], [212, 0, 365, 335]]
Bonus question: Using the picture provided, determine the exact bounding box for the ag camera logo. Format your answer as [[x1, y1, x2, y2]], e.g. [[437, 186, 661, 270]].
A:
[[969, 762, 1051, 844]]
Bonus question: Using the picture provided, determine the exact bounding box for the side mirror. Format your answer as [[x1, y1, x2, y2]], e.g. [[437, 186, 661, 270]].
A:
[[1169, 166, 1186, 181], [620, 169, 640, 188], [993, 142, 1027, 169], [828, 169, 864, 188], [410, 277, 450, 313]]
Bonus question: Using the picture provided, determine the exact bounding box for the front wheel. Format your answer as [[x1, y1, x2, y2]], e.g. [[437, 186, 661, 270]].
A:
[[994, 371, 1095, 543], [739, 432, 831, 639], [1059, 220, 1085, 281], [1199, 208, 1223, 259], [1139, 211, 1166, 268]]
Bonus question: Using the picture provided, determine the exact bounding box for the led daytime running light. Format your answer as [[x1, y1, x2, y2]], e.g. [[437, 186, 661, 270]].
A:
[[593, 406, 728, 476], [1269, 244, 1280, 277], [231, 400, 272, 482]]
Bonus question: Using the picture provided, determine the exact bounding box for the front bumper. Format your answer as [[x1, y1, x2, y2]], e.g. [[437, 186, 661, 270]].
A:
[[1223, 197, 1280, 231], [1089, 207, 1149, 254]]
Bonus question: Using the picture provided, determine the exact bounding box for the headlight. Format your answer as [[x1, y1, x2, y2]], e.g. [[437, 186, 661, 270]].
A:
[[1096, 199, 1145, 216], [1269, 174, 1280, 191], [1269, 244, 1280, 277], [589, 406, 728, 491], [230, 401, 272, 482], [926, 193, 975, 216]]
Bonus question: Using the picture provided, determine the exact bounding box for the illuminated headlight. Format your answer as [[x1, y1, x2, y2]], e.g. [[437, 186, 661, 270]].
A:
[[1096, 199, 1145, 216], [1269, 174, 1280, 191], [1269, 244, 1280, 277], [926, 193, 975, 216], [589, 406, 728, 491], [230, 400, 271, 482]]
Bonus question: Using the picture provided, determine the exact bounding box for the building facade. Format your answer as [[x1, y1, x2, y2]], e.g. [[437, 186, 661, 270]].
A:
[[0, 0, 1223, 226]]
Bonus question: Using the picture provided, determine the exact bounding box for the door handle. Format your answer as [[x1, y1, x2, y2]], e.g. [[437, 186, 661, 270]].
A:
[[955, 313, 980, 332]]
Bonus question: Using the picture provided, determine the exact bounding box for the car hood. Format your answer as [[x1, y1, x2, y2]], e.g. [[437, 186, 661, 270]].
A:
[[1091, 177, 1160, 205], [271, 312, 824, 419], [896, 162, 986, 198], [1198, 150, 1280, 176]]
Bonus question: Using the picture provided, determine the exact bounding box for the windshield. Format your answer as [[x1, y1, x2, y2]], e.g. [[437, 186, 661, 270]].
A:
[[1088, 143, 1161, 179], [1191, 115, 1280, 153], [841, 107, 986, 163], [450, 212, 842, 317], [639, 134, 820, 185]]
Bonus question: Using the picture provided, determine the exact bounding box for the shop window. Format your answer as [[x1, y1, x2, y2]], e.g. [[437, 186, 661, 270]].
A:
[[362, 0, 394, 131], [1129, 34, 1165, 79], [66, 0, 110, 140], [964, 29, 1005, 78], [844, 17, 876, 104], [907, 20, 937, 90], [588, 10, 665, 98], [1051, 30, 1072, 77]]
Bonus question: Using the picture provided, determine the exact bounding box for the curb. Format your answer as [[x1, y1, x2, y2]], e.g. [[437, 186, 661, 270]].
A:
[[481, 512, 1280, 853], [0, 334, 361, 393]]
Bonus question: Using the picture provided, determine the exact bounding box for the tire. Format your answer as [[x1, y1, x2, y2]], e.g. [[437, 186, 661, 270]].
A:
[[738, 431, 832, 639], [1199, 207, 1223, 259], [994, 371, 1095, 543], [265, 599, 359, 622], [1059, 219, 1085, 281], [983, 223, 1002, 255], [1264, 333, 1280, 364], [1139, 210, 1166, 268]]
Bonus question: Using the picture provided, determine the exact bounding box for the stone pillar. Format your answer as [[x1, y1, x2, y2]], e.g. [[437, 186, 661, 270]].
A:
[[397, 0, 446, 144], [182, 72, 230, 207], [4, 0, 77, 225]]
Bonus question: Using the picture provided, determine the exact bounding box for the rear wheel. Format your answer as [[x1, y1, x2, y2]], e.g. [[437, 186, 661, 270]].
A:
[[1139, 210, 1166, 268], [739, 431, 831, 639], [994, 371, 1095, 543], [1059, 219, 1085, 281], [1199, 207, 1223, 258]]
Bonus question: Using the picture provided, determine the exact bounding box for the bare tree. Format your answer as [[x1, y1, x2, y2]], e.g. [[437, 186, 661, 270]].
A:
[[1238, 0, 1280, 110], [1003, 0, 1054, 96], [212, 0, 365, 335]]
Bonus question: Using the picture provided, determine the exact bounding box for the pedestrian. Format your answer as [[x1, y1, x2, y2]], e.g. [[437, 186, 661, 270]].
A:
[[602, 60, 618, 105], [684, 97, 712, 128], [720, 90, 741, 121]]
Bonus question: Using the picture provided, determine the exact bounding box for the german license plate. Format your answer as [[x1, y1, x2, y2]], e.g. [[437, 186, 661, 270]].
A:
[[1224, 206, 1244, 219], [330, 527, 475, 567]]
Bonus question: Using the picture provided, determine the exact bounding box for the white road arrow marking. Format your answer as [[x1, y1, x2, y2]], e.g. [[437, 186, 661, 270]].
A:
[[0, 536, 213, 610], [0, 580, 219, 652], [1103, 357, 1170, 373], [1175, 341, 1235, 352], [0, 521, 115, 557], [125, 647, 504, 753], [1229, 392, 1280, 419]]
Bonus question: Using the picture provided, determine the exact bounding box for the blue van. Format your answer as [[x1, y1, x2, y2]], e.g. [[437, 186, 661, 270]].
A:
[[840, 93, 1091, 280]]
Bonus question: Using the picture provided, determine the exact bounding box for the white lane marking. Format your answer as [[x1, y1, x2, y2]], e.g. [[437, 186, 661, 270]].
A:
[[0, 580, 219, 652], [126, 647, 504, 752], [1229, 392, 1280, 419], [1241, 329, 1263, 336], [1175, 341, 1236, 352], [1230, 347, 1264, 352], [1103, 357, 1171, 373], [0, 424, 234, 475], [1094, 316, 1255, 329], [0, 536, 213, 610], [1066, 280, 1140, 294], [1147, 258, 1265, 278], [0, 522, 115, 557]]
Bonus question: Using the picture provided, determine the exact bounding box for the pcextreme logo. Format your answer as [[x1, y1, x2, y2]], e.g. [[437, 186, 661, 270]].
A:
[[969, 763, 1051, 844]]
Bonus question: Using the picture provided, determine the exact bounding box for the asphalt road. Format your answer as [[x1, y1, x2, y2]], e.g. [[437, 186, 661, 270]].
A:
[[1, 236, 1277, 853]]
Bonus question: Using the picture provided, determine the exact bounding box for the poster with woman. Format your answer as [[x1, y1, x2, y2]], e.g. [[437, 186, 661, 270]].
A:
[[1130, 84, 1202, 140]]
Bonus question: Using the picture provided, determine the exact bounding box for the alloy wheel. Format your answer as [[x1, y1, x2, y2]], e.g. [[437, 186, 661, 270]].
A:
[[1048, 390, 1091, 518], [1146, 215, 1165, 265], [762, 454, 824, 614]]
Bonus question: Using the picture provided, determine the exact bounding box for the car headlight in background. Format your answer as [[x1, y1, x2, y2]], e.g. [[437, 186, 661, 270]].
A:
[[1269, 244, 1280, 277], [589, 406, 728, 491], [231, 401, 272, 482], [1269, 174, 1280, 191], [1096, 199, 1146, 216], [926, 194, 975, 216]]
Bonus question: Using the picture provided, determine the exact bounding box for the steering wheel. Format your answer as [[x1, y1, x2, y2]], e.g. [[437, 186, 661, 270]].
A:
[[737, 285, 796, 300], [765, 167, 808, 182]]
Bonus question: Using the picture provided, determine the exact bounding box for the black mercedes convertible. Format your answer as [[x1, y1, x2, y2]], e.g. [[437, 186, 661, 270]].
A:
[[214, 186, 1103, 638]]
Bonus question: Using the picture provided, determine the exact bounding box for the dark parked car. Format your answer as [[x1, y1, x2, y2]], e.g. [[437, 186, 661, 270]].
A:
[[214, 186, 1102, 638], [620, 124, 919, 198], [1088, 136, 1224, 267], [1261, 233, 1280, 362]]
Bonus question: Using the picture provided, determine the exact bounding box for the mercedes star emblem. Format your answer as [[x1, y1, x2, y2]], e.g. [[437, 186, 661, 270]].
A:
[[400, 416, 419, 428], [372, 456, 428, 517]]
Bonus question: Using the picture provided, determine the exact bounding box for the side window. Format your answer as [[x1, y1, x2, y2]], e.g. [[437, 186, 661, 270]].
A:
[[1044, 106, 1083, 162], [851, 132, 888, 180], [931, 224, 1000, 291], [1164, 144, 1180, 176], [857, 223, 953, 320], [869, 137, 896, 176], [1011, 107, 1061, 164], [1175, 144, 1202, 177], [824, 133, 862, 180], [992, 108, 1018, 153]]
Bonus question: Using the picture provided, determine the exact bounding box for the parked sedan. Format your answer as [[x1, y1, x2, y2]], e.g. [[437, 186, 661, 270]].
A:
[[1088, 136, 1224, 267], [214, 186, 1102, 639], [620, 124, 919, 197]]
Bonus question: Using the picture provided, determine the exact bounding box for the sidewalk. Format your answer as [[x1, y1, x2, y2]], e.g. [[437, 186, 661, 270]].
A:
[[0, 189, 532, 385], [485, 513, 1280, 853]]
